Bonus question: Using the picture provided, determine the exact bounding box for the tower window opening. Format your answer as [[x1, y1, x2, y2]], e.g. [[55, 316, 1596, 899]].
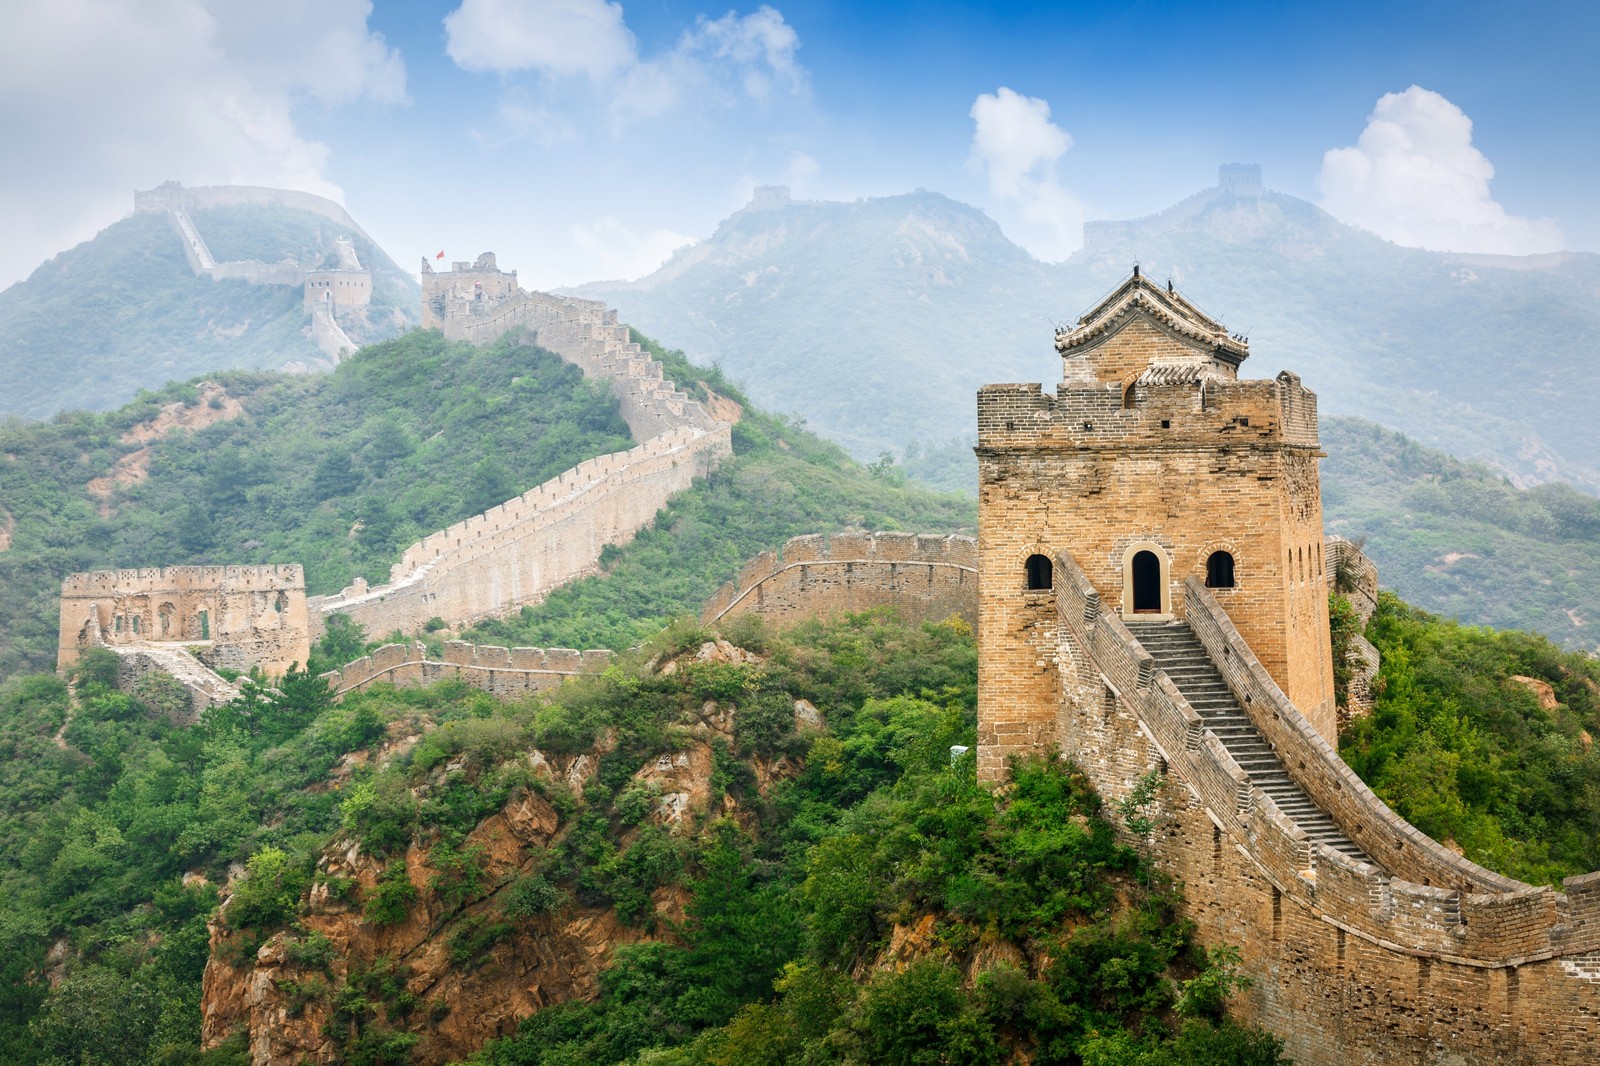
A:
[[1122, 383, 1137, 409], [1132, 551, 1162, 612], [1025, 554, 1053, 591], [1206, 551, 1236, 589]]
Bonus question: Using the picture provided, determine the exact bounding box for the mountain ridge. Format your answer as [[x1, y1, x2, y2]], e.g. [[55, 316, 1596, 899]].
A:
[[572, 181, 1600, 492]]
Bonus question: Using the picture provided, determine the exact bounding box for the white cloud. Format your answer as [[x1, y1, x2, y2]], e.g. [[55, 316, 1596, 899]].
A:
[[571, 217, 695, 280], [444, 0, 635, 80], [968, 87, 1086, 260], [0, 0, 404, 288], [1317, 86, 1562, 255], [444, 1, 806, 126]]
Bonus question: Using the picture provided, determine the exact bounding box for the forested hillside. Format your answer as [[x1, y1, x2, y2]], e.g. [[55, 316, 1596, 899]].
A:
[[0, 330, 973, 682], [1322, 417, 1600, 652], [0, 332, 634, 680], [0, 612, 1284, 1065], [0, 203, 418, 419]]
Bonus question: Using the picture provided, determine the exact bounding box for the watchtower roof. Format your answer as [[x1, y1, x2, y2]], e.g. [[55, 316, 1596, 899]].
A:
[[1056, 268, 1249, 370]]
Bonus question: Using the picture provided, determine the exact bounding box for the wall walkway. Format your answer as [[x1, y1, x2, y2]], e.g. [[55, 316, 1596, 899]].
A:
[[1047, 547, 1600, 1064]]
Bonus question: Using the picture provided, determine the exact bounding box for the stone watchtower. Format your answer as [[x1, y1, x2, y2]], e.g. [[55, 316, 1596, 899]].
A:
[[976, 269, 1333, 780]]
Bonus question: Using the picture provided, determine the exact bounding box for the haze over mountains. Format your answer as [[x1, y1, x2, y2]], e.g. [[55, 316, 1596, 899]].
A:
[[0, 191, 418, 420], [575, 174, 1600, 493]]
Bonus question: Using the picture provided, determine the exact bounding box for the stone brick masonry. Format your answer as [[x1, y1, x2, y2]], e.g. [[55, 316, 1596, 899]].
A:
[[972, 271, 1600, 1063], [701, 531, 977, 629]]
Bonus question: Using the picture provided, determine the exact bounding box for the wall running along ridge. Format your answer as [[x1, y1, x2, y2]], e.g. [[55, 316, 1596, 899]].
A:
[[318, 640, 612, 699], [701, 531, 977, 628], [309, 266, 732, 640], [1048, 548, 1600, 1063]]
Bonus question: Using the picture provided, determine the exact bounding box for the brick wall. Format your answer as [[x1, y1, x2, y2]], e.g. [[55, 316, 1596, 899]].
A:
[[701, 532, 977, 629], [320, 640, 611, 699], [1049, 547, 1600, 1063], [58, 564, 310, 676], [308, 274, 733, 640]]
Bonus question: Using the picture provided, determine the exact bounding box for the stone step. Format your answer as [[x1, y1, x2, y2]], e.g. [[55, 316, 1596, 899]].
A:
[[1130, 619, 1370, 867]]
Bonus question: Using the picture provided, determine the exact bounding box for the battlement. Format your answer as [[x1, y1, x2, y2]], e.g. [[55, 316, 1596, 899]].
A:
[[977, 370, 1319, 452], [702, 532, 977, 627], [320, 640, 611, 699], [310, 266, 734, 641]]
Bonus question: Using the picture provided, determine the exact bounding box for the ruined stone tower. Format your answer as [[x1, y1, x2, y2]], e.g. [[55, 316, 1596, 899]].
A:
[[975, 269, 1334, 781]]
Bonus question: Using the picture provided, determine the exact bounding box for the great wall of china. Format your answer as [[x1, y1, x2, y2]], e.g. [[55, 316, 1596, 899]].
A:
[[53, 250, 1600, 1060], [134, 182, 380, 359], [59, 254, 731, 715]]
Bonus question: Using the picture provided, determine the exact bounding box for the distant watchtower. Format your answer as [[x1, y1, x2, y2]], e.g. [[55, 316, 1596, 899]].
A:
[[975, 270, 1333, 780]]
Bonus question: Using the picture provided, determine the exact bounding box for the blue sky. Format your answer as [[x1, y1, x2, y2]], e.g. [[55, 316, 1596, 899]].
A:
[[4, 0, 1596, 290]]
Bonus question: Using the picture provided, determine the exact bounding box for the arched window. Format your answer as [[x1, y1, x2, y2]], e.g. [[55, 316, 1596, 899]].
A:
[[131, 615, 141, 634], [1025, 554, 1053, 591], [1206, 551, 1236, 589], [1122, 382, 1137, 409], [1131, 551, 1162, 612]]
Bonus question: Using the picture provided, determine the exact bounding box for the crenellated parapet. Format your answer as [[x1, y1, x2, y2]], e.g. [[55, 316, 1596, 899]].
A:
[[1046, 547, 1600, 1062], [701, 532, 977, 628], [318, 640, 611, 699], [310, 258, 734, 641]]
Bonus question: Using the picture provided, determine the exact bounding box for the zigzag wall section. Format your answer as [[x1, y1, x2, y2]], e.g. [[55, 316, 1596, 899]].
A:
[[309, 287, 731, 639]]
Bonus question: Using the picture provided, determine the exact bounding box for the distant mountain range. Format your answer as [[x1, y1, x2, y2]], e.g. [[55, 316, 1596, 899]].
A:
[[573, 178, 1600, 492], [0, 187, 419, 420]]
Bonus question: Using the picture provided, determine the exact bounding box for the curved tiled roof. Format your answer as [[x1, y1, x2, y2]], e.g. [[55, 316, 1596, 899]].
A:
[[1056, 272, 1249, 363]]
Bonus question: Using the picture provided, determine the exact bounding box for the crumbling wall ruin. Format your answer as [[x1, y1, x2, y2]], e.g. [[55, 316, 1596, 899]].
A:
[[318, 641, 612, 699], [58, 564, 310, 677]]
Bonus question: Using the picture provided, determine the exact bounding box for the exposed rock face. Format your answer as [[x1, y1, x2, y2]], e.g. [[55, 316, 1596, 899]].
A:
[[201, 755, 643, 1065], [200, 645, 794, 1065], [87, 382, 244, 513]]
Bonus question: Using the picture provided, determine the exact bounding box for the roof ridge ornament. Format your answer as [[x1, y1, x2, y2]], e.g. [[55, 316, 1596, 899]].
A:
[[1055, 270, 1249, 364]]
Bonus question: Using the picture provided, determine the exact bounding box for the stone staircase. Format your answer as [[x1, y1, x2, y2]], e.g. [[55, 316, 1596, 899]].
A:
[[1126, 620, 1370, 865]]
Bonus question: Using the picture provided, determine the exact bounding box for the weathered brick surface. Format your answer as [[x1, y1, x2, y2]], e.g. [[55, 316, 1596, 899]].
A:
[[975, 275, 1600, 1063], [702, 532, 977, 629], [58, 564, 310, 676], [319, 640, 610, 699]]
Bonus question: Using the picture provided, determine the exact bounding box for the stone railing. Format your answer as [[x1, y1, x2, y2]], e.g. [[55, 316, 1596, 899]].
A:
[[1052, 548, 1600, 966], [320, 640, 612, 699], [702, 532, 977, 628]]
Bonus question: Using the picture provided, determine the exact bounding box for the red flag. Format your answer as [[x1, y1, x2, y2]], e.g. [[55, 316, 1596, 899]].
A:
[[435, 250, 445, 259]]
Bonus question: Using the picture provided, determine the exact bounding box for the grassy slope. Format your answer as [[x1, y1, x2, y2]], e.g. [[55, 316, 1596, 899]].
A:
[[460, 333, 975, 652]]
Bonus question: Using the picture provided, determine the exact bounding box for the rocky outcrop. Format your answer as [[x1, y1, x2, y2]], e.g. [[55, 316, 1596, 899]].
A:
[[200, 642, 794, 1065]]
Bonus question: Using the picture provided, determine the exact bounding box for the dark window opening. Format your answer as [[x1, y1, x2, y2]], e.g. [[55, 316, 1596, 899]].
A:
[[198, 610, 210, 641], [1160, 419, 1171, 429], [1206, 550, 1236, 589], [1132, 550, 1162, 612], [1025, 554, 1053, 591], [1122, 383, 1137, 409]]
